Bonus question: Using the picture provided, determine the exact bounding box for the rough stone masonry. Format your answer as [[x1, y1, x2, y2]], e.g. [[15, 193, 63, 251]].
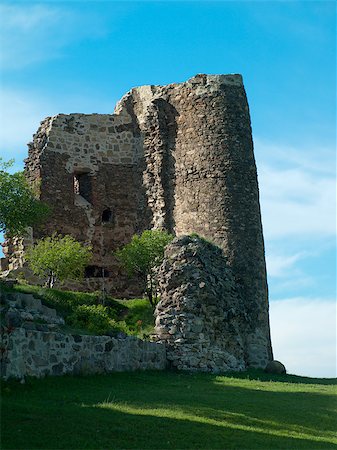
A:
[[154, 235, 272, 371], [1, 74, 273, 369]]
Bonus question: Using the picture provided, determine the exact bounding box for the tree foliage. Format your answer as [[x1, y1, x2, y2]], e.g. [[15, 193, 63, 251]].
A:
[[0, 158, 49, 236], [115, 230, 174, 308], [26, 234, 92, 288]]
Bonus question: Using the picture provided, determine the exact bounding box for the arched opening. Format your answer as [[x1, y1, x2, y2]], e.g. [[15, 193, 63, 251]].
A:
[[102, 208, 113, 224]]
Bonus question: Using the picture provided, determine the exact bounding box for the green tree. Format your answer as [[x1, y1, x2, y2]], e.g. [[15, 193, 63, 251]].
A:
[[0, 158, 49, 236], [26, 234, 92, 288], [115, 230, 174, 308]]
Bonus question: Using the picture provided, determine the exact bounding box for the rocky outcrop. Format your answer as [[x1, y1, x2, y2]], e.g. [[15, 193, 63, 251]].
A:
[[154, 236, 272, 372]]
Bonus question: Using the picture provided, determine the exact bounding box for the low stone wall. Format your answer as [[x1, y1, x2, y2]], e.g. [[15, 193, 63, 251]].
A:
[[1, 328, 166, 380]]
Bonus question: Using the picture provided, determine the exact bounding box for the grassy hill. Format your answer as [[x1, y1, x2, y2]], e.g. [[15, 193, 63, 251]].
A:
[[2, 370, 336, 449]]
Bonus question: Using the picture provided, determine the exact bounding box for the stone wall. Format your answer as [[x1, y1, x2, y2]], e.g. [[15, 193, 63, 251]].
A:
[[20, 111, 148, 296], [0, 288, 166, 380], [154, 236, 272, 371], [1, 328, 166, 380]]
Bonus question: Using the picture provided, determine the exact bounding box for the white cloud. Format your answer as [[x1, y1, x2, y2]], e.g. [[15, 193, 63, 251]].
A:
[[270, 298, 336, 378], [253, 139, 336, 242], [269, 276, 315, 295], [254, 138, 336, 330], [258, 164, 335, 239], [0, 4, 65, 69], [255, 139, 335, 299], [0, 89, 48, 161], [254, 138, 335, 177], [1, 4, 60, 30], [0, 3, 107, 69], [266, 252, 306, 278]]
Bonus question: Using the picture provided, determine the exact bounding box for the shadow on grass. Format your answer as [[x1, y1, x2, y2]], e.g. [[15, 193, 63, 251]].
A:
[[2, 370, 337, 450], [225, 368, 337, 385]]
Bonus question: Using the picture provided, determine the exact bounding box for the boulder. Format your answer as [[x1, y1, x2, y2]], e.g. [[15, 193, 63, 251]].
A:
[[265, 360, 286, 374]]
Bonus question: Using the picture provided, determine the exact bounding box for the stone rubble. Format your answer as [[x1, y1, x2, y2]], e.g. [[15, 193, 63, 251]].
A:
[[154, 236, 272, 372], [1, 290, 65, 332]]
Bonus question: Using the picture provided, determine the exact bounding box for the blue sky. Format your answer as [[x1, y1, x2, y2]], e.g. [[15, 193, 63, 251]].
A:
[[0, 0, 335, 377]]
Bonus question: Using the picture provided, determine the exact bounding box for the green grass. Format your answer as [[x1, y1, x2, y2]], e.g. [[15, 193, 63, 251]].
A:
[[1, 282, 154, 338], [117, 298, 155, 338], [1, 370, 336, 449]]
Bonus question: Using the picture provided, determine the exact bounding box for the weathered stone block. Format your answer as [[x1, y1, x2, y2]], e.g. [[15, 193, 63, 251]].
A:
[[265, 360, 286, 375]]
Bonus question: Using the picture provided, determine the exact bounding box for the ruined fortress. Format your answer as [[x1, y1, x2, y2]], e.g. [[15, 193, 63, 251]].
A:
[[1, 74, 274, 371]]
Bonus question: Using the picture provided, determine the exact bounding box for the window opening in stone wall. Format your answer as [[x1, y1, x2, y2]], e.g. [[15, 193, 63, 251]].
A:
[[73, 171, 92, 203], [102, 208, 113, 224], [85, 266, 110, 278]]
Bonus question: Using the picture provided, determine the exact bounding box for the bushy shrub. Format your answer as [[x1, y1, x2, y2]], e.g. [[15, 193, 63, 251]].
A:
[[68, 305, 110, 334], [68, 304, 128, 335], [115, 230, 174, 308], [26, 233, 92, 288], [0, 158, 49, 236]]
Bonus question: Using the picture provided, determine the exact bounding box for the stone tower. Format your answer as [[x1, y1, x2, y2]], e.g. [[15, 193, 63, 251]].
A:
[[2, 75, 271, 353]]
